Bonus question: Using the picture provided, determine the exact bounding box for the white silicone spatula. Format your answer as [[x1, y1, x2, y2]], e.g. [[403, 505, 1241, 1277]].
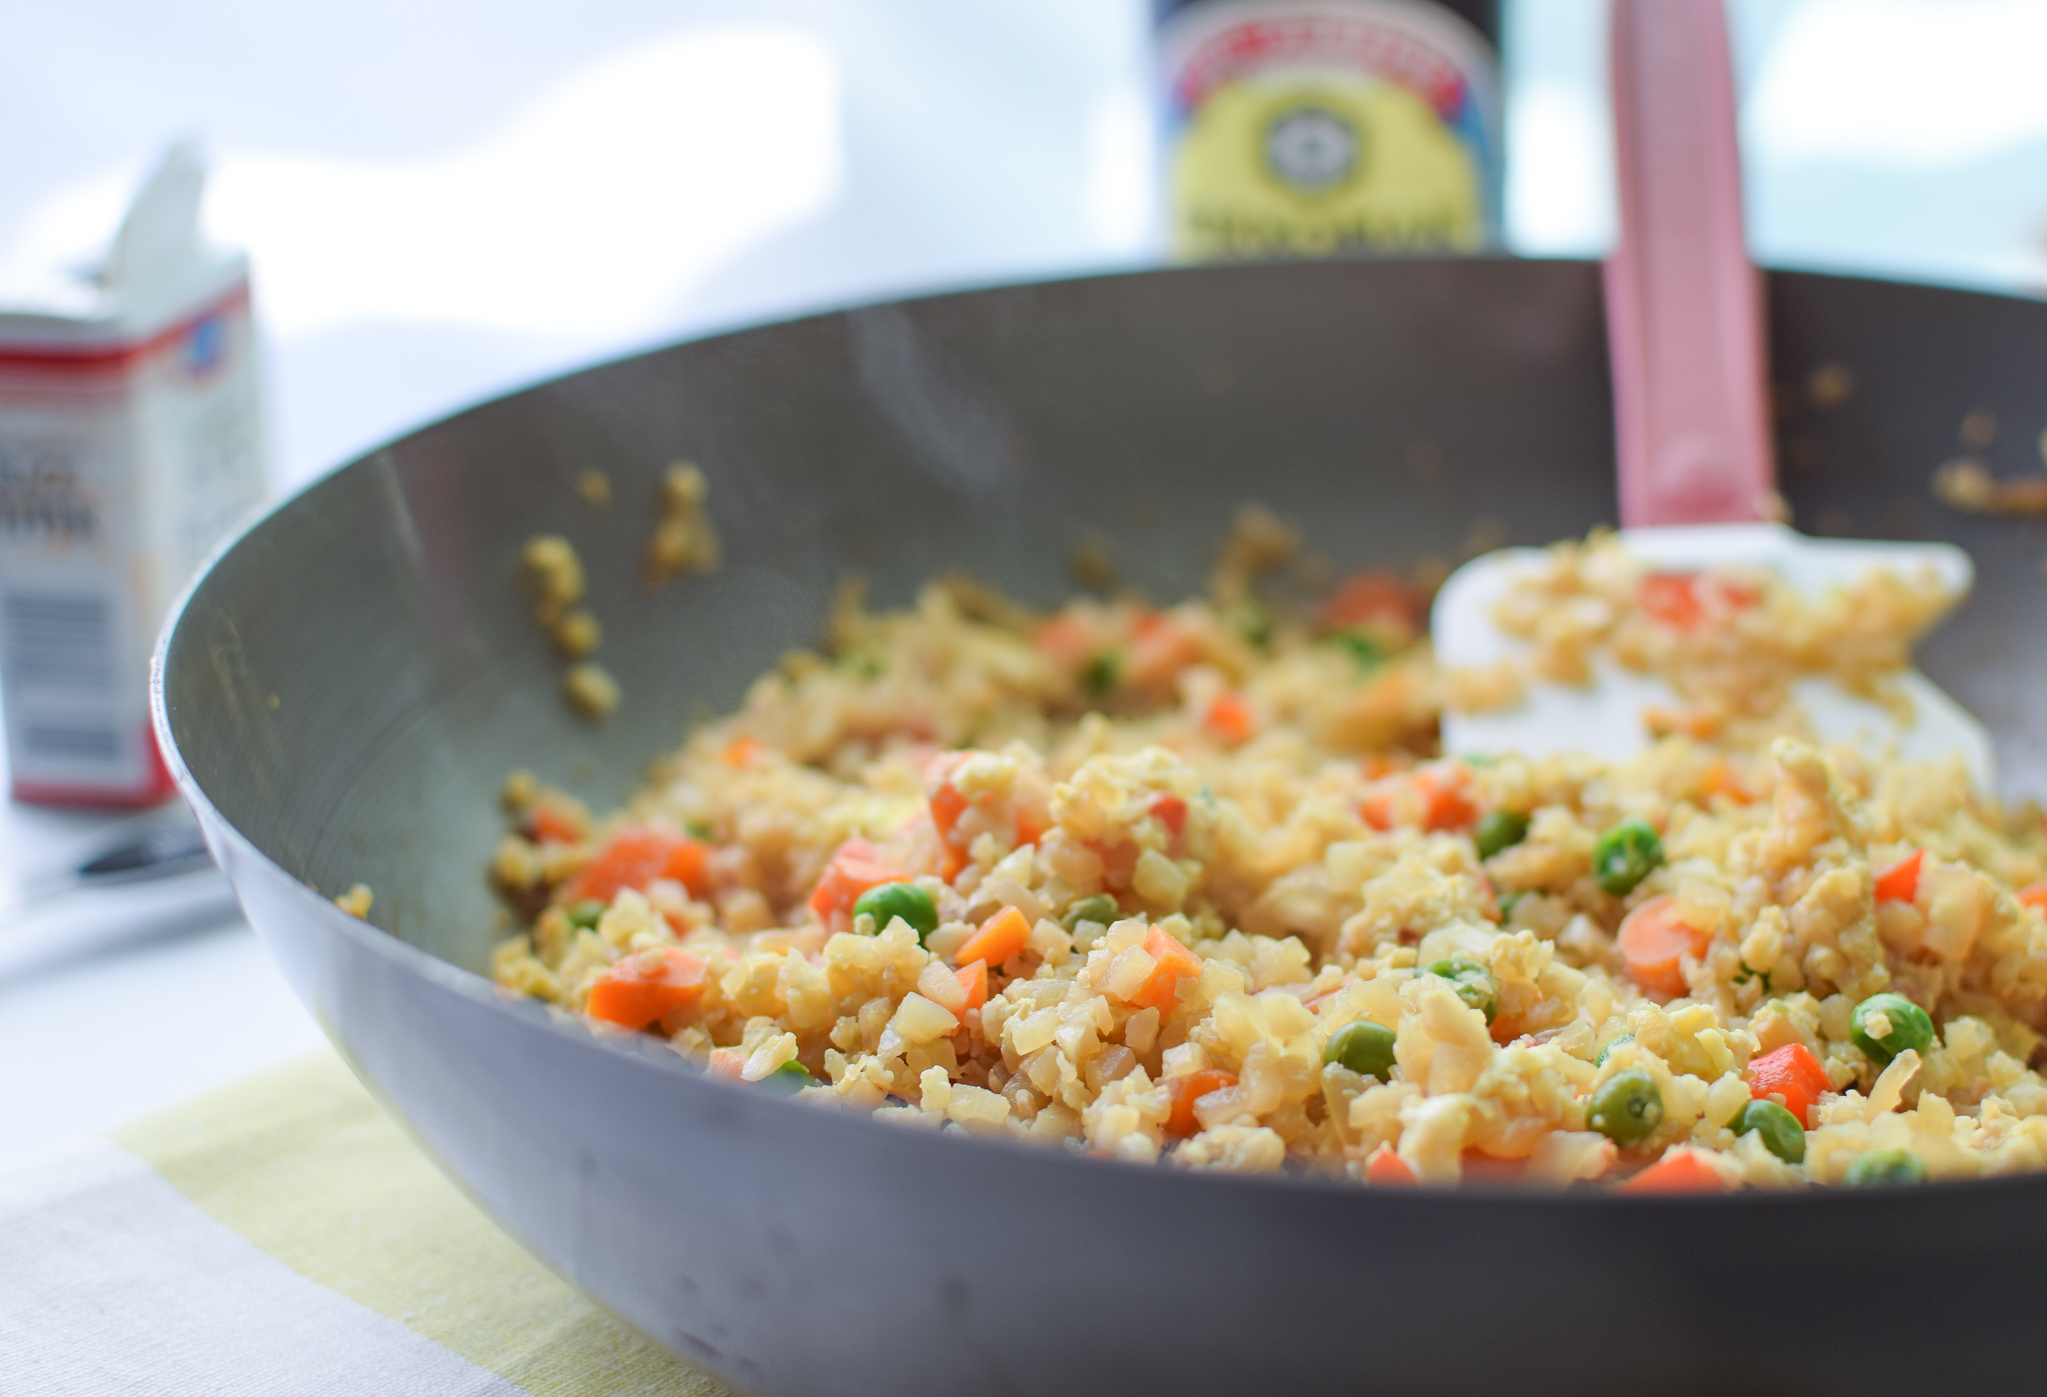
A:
[[1433, 0, 1989, 786]]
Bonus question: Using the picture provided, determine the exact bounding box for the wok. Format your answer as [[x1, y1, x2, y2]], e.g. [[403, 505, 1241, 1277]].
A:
[[155, 258, 2047, 1396]]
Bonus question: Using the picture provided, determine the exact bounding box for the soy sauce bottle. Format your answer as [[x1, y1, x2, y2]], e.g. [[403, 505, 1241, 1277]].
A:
[[1155, 0, 1503, 260]]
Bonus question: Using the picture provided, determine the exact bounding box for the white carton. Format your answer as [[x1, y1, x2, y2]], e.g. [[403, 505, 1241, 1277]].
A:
[[0, 144, 268, 805]]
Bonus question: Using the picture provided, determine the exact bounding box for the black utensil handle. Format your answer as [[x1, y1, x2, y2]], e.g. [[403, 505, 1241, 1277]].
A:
[[76, 828, 214, 882]]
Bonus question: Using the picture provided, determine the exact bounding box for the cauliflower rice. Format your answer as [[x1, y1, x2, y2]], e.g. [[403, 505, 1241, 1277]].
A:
[[489, 520, 2047, 1190]]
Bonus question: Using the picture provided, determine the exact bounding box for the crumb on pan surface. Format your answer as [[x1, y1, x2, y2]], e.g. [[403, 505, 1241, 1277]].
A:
[[563, 662, 621, 719], [645, 462, 721, 585], [486, 512, 2047, 1189]]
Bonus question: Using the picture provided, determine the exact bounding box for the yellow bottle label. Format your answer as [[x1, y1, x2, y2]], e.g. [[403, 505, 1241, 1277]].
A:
[[1162, 1, 1499, 261]]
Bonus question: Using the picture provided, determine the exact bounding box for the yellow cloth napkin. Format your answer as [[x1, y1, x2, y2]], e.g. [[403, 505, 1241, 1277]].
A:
[[1, 1051, 740, 1396]]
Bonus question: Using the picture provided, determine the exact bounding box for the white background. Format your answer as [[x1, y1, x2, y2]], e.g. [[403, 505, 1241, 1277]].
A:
[[2, 0, 2045, 1168]]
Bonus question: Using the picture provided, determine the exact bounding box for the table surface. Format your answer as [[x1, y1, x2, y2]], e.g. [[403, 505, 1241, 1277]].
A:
[[0, 799, 323, 1171], [4, 0, 2044, 1173]]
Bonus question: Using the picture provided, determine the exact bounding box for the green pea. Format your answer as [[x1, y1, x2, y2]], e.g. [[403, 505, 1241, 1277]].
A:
[[1081, 652, 1120, 697], [1063, 894, 1118, 931], [1733, 1099, 1806, 1165], [1232, 603, 1274, 649], [1497, 890, 1526, 921], [1844, 1149, 1927, 1187], [1593, 818, 1664, 897], [852, 882, 939, 943], [684, 819, 715, 841], [1475, 810, 1530, 860], [1426, 959, 1498, 1024], [1586, 1069, 1664, 1146], [1324, 1020, 1398, 1081], [1850, 992, 1935, 1065], [771, 1060, 818, 1088], [565, 899, 608, 930], [1594, 1032, 1634, 1067], [1332, 631, 1384, 672]]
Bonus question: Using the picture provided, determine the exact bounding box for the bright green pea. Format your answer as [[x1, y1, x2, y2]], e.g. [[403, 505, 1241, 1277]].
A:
[[1733, 1098, 1806, 1165], [565, 899, 608, 930], [1850, 993, 1935, 1065], [1586, 1070, 1664, 1146], [1474, 810, 1530, 860], [1844, 1149, 1927, 1187], [1426, 959, 1498, 1024], [1594, 1032, 1634, 1067], [1593, 818, 1664, 896], [1063, 894, 1118, 932], [1324, 1020, 1398, 1081], [852, 882, 939, 943], [771, 1060, 818, 1088]]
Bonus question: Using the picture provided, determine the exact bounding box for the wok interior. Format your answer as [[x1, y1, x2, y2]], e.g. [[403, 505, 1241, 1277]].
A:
[[160, 258, 2047, 976]]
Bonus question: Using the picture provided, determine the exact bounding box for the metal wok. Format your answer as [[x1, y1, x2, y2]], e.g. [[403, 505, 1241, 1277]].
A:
[[155, 258, 2047, 1396]]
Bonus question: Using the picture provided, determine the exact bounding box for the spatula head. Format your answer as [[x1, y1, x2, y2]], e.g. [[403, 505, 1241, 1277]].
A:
[[1435, 523, 1991, 787]]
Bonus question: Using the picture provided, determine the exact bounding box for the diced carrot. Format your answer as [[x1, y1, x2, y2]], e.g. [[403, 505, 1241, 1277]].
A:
[[1459, 1152, 1534, 1185], [1640, 572, 1758, 631], [1719, 578, 1760, 607], [1031, 613, 1093, 666], [2019, 883, 2047, 915], [1747, 1042, 1831, 1128], [1645, 705, 1725, 743], [1014, 811, 1047, 848], [1165, 1068, 1237, 1137], [1127, 613, 1204, 689], [721, 736, 765, 769], [1364, 1146, 1418, 1186], [807, 838, 908, 923], [585, 947, 708, 1030], [956, 960, 989, 1014], [1204, 691, 1256, 746], [924, 752, 979, 880], [1617, 894, 1714, 998], [1128, 925, 1204, 1013], [1150, 793, 1187, 841], [1323, 571, 1424, 639], [1639, 573, 1704, 629], [1617, 1149, 1727, 1194], [528, 802, 584, 845], [1876, 849, 1923, 904], [928, 781, 969, 879], [956, 906, 1031, 970], [1361, 769, 1476, 833], [1361, 789, 1395, 832], [929, 782, 967, 841], [1416, 772, 1478, 832], [660, 840, 711, 898], [565, 829, 711, 904], [1699, 759, 1750, 805]]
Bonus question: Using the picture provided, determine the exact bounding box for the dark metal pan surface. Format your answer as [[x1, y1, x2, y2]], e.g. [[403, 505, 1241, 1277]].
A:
[[156, 258, 2047, 1397]]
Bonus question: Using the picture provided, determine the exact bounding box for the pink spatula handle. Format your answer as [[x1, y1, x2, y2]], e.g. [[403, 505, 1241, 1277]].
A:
[[1605, 0, 1774, 527]]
